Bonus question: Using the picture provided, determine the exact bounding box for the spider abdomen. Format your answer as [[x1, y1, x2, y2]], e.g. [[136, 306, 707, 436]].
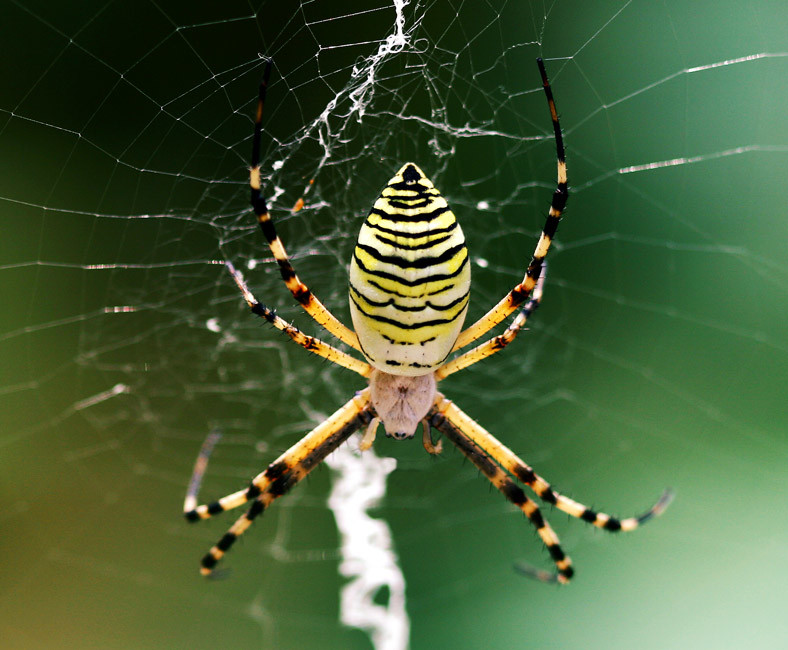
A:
[[349, 163, 471, 376]]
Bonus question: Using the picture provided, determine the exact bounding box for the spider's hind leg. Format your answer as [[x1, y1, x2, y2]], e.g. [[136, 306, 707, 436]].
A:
[[225, 261, 371, 378], [248, 59, 359, 350], [452, 58, 567, 352]]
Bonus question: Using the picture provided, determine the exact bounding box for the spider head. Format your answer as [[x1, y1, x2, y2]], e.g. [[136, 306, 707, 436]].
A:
[[369, 370, 437, 439]]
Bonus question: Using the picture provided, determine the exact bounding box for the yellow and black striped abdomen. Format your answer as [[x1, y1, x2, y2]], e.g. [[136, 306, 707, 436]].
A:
[[349, 163, 471, 376]]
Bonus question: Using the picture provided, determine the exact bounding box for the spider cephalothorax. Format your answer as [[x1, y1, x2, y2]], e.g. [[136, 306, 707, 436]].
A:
[[184, 58, 672, 584], [367, 369, 436, 439]]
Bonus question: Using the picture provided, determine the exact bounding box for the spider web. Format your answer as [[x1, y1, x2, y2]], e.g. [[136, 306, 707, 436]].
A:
[[1, 1, 787, 649]]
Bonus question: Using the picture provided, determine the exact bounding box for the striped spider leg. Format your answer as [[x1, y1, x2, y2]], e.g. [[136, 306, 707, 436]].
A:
[[183, 268, 373, 575], [249, 58, 360, 350], [225, 261, 372, 378], [185, 390, 373, 575], [184, 58, 672, 581], [435, 262, 546, 381], [451, 58, 567, 353], [430, 396, 675, 584], [183, 429, 223, 515], [427, 59, 671, 582]]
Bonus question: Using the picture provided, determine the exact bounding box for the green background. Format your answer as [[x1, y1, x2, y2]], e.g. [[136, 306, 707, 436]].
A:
[[1, 1, 786, 649]]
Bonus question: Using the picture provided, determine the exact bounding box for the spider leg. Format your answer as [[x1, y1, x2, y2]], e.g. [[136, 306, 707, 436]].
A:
[[249, 59, 360, 350], [183, 429, 223, 514], [453, 58, 567, 351], [434, 396, 673, 532], [435, 263, 545, 381], [185, 390, 371, 523], [199, 494, 271, 576], [429, 403, 573, 583], [195, 396, 374, 575], [421, 420, 443, 455], [227, 262, 371, 377], [358, 417, 379, 451]]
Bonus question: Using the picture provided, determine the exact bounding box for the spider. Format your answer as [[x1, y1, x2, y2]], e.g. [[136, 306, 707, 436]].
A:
[[184, 58, 673, 584]]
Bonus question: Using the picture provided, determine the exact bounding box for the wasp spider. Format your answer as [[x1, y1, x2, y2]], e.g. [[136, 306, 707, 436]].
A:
[[184, 58, 673, 584]]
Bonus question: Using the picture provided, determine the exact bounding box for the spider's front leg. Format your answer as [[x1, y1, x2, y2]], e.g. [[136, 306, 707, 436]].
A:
[[437, 397, 673, 532], [429, 398, 573, 583], [186, 391, 373, 575], [430, 395, 673, 583]]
